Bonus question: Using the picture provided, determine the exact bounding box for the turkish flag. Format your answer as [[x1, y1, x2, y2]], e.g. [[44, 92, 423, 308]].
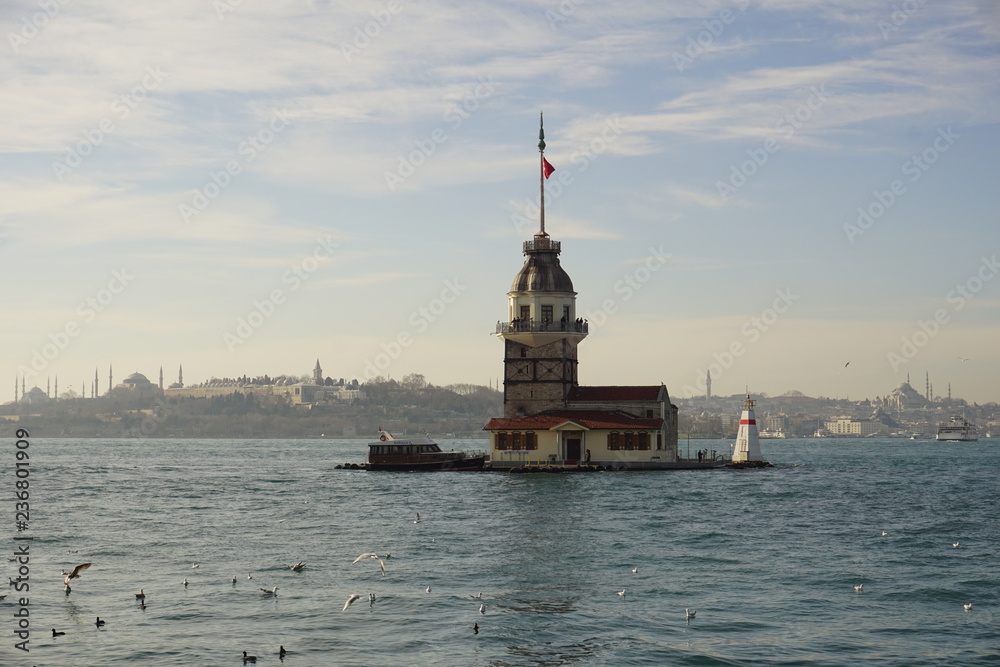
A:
[[542, 158, 555, 179]]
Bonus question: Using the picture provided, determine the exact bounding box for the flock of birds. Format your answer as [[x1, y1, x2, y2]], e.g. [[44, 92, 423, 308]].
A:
[[45, 557, 301, 659], [28, 517, 979, 659]]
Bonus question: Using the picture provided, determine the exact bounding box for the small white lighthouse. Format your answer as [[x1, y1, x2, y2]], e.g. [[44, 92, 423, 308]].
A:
[[731, 394, 766, 465]]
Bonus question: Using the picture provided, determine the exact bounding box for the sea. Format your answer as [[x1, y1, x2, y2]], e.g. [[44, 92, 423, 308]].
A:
[[4, 436, 998, 666]]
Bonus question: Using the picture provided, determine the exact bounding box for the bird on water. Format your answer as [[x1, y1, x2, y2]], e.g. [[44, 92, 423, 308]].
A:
[[242, 650, 257, 663], [95, 617, 106, 627], [52, 628, 66, 637]]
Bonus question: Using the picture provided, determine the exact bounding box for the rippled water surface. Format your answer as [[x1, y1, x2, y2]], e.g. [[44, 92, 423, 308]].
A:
[[4, 437, 999, 665]]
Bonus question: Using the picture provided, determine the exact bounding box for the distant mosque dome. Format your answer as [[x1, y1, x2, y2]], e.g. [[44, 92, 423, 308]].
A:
[[122, 372, 153, 387], [23, 387, 49, 405]]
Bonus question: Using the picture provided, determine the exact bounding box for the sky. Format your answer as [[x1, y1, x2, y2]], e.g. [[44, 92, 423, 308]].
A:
[[2, 0, 999, 405]]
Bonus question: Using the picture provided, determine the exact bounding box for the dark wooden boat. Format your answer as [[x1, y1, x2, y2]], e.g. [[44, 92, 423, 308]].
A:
[[367, 434, 486, 471]]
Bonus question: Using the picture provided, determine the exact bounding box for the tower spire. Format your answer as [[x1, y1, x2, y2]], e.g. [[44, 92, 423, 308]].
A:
[[538, 112, 547, 238]]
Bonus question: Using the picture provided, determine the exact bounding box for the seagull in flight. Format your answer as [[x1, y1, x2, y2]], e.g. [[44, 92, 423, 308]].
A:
[[290, 562, 306, 571], [881, 531, 888, 537], [352, 553, 386, 576], [617, 589, 626, 597], [631, 567, 638, 574], [854, 584, 863, 592], [259, 587, 278, 596], [63, 563, 91, 586], [958, 356, 970, 362], [953, 542, 960, 548], [686, 608, 696, 621], [413, 512, 421, 524], [964, 603, 972, 611], [342, 594, 361, 611]]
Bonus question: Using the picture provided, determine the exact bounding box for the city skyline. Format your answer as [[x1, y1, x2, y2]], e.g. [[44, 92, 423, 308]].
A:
[[3, 2, 999, 405]]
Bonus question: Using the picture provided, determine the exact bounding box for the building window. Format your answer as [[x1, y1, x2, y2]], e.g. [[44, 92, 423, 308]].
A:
[[496, 433, 507, 450], [511, 432, 521, 448], [608, 432, 620, 450], [646, 409, 653, 418], [520, 305, 530, 320], [541, 305, 553, 323], [524, 432, 537, 450], [657, 432, 662, 450], [637, 432, 650, 450], [563, 305, 570, 322], [624, 432, 635, 450]]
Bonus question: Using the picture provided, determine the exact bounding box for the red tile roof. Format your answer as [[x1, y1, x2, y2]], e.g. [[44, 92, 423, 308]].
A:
[[568, 385, 663, 402], [484, 409, 663, 431]]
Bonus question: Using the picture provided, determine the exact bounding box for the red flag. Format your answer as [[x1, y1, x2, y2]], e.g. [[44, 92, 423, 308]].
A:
[[542, 157, 555, 179]]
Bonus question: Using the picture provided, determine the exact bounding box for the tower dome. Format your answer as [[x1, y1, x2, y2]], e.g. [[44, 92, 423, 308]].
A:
[[510, 234, 574, 293]]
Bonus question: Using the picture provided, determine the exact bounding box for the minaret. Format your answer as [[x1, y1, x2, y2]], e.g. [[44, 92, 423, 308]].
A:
[[54, 376, 58, 401], [14, 377, 18, 403], [109, 365, 113, 396], [95, 367, 99, 398], [731, 394, 766, 464], [159, 366, 164, 391], [47, 377, 50, 398], [178, 365, 183, 388], [706, 370, 712, 399], [496, 114, 587, 418]]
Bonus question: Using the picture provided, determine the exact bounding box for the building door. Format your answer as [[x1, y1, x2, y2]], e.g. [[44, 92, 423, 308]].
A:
[[565, 437, 581, 462]]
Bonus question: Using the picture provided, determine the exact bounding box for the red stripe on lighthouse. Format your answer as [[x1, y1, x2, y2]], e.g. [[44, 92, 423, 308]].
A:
[[740, 419, 756, 425]]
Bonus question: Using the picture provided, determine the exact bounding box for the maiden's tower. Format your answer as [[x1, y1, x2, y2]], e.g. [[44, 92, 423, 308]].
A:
[[484, 117, 681, 469]]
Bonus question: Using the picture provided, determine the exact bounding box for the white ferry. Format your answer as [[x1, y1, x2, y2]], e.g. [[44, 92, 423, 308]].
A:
[[936, 416, 979, 442]]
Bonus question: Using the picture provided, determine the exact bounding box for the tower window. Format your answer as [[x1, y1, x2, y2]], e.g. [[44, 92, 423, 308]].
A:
[[541, 305, 553, 323], [520, 305, 530, 321], [563, 306, 570, 321]]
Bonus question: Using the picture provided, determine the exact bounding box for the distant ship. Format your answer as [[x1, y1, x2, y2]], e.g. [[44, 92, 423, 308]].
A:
[[936, 416, 979, 442]]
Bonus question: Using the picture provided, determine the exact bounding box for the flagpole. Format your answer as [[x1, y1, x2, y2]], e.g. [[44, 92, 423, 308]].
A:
[[538, 111, 546, 237]]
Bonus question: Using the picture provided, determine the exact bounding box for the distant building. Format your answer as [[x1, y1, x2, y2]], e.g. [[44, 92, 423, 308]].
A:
[[113, 372, 162, 398], [824, 416, 887, 437], [763, 414, 789, 433]]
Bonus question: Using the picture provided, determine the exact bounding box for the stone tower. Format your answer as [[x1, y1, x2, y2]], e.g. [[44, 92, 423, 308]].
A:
[[495, 114, 588, 418]]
